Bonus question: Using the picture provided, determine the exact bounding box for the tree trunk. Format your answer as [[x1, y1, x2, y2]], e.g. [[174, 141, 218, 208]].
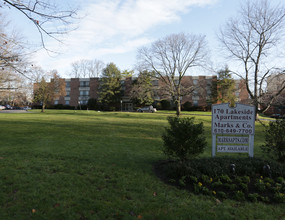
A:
[[176, 87, 181, 117], [176, 98, 181, 117], [41, 103, 45, 113]]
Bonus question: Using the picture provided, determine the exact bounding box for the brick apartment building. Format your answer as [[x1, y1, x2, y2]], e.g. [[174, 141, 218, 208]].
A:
[[50, 75, 249, 111], [262, 73, 285, 115]]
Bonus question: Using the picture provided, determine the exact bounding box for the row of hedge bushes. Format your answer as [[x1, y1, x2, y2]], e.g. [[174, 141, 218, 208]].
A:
[[34, 99, 212, 111], [159, 116, 285, 203]]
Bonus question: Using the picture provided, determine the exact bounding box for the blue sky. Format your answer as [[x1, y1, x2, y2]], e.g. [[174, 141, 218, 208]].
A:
[[4, 0, 282, 77]]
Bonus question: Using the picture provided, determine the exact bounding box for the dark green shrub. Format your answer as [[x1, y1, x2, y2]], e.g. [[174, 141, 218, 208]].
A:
[[276, 177, 285, 184], [220, 174, 232, 183], [160, 100, 171, 110], [201, 175, 211, 184], [240, 183, 248, 192], [274, 192, 285, 202], [159, 157, 285, 180], [162, 117, 207, 163], [255, 180, 266, 192], [179, 176, 186, 187], [201, 186, 210, 195], [234, 191, 245, 201], [212, 180, 223, 188], [87, 98, 98, 110], [154, 102, 162, 110], [189, 176, 198, 183], [241, 176, 251, 184], [236, 176, 243, 184], [260, 196, 270, 202], [217, 191, 227, 199], [155, 157, 285, 203], [248, 193, 259, 202], [224, 183, 236, 190], [264, 177, 274, 184], [182, 101, 192, 111], [261, 119, 285, 162]]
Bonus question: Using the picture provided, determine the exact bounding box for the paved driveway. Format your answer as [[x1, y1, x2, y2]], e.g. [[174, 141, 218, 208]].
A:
[[0, 110, 33, 113]]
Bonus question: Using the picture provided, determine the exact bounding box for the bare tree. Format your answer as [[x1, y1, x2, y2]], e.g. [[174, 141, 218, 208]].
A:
[[70, 59, 105, 78], [89, 59, 105, 78], [0, 0, 78, 50], [0, 1, 78, 84], [0, 64, 34, 106], [137, 33, 208, 116], [33, 70, 65, 112], [261, 72, 285, 112], [218, 0, 285, 119], [0, 12, 30, 76], [26, 65, 46, 83]]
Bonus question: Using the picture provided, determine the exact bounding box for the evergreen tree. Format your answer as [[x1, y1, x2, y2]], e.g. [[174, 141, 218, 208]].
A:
[[217, 66, 237, 104], [130, 71, 154, 106], [99, 63, 122, 110]]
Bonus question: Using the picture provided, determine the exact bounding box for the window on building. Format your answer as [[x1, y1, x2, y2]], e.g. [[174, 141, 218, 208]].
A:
[[206, 80, 212, 86], [192, 95, 199, 101], [152, 80, 159, 86], [66, 81, 70, 88], [66, 91, 70, 97], [193, 100, 198, 106], [65, 100, 69, 105], [80, 90, 89, 96], [193, 79, 198, 85], [81, 100, 88, 105], [121, 80, 126, 91], [54, 100, 59, 105], [235, 83, 240, 89], [80, 81, 89, 87]]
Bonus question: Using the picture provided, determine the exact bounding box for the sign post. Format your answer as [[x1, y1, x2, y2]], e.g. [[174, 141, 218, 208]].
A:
[[212, 103, 255, 157]]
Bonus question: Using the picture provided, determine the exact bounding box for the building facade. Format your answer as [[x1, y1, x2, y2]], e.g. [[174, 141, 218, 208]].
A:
[[263, 73, 285, 115], [50, 75, 249, 110]]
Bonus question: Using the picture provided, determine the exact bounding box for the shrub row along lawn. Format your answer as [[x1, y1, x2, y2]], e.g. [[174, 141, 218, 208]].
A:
[[0, 110, 284, 219], [156, 157, 285, 204]]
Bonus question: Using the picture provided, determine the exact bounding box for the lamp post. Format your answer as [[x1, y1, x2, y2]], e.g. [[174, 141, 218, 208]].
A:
[[120, 100, 123, 112], [78, 101, 81, 110]]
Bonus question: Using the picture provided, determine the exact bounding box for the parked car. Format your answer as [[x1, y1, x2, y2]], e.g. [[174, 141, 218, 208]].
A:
[[12, 106, 21, 110], [137, 106, 157, 113], [271, 114, 282, 119], [0, 105, 5, 110], [23, 106, 31, 110], [271, 114, 285, 119], [5, 105, 12, 110]]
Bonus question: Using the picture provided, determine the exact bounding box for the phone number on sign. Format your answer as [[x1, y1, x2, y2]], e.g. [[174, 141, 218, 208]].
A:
[[213, 128, 253, 134]]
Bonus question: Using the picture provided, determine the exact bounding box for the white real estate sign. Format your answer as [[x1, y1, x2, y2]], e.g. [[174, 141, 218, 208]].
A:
[[212, 103, 255, 157]]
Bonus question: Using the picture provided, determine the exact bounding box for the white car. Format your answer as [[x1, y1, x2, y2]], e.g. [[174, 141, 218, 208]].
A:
[[137, 106, 157, 113], [0, 105, 5, 110]]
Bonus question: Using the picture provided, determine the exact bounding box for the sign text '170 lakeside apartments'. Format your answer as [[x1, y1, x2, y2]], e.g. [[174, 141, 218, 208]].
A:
[[211, 103, 255, 157], [212, 106, 255, 135]]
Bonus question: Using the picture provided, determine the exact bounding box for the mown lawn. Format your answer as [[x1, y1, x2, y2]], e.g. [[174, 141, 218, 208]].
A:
[[0, 110, 283, 219]]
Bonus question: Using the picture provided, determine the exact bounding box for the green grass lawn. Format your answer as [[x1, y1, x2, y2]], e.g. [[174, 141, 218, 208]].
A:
[[0, 110, 283, 219]]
